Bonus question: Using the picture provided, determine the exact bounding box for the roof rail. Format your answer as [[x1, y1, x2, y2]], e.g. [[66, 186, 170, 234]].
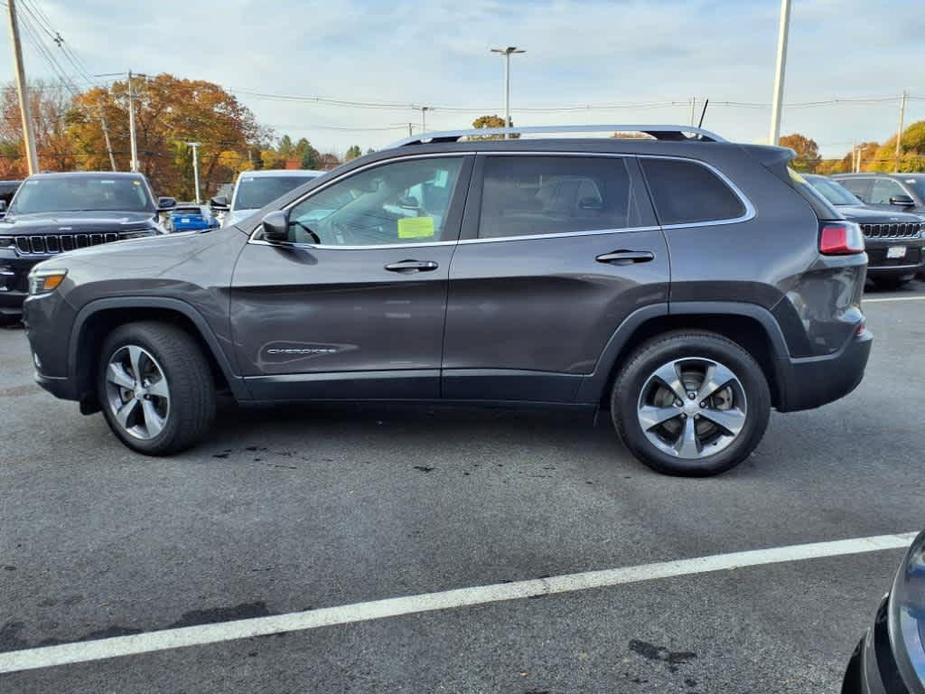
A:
[[390, 124, 728, 148]]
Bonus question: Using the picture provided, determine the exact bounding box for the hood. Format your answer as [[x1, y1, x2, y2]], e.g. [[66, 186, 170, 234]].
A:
[[834, 205, 923, 223], [0, 210, 158, 233]]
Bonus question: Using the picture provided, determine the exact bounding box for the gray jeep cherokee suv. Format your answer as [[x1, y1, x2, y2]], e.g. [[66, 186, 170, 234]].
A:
[[22, 125, 872, 476]]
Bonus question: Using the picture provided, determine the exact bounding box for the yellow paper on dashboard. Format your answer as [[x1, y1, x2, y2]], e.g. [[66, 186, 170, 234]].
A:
[[397, 217, 435, 239]]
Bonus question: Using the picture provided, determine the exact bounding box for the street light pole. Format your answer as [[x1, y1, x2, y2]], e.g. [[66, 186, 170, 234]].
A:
[[128, 70, 139, 172], [894, 90, 907, 172], [491, 46, 525, 139], [420, 106, 429, 133], [186, 142, 201, 203], [6, 0, 39, 174], [768, 0, 792, 145]]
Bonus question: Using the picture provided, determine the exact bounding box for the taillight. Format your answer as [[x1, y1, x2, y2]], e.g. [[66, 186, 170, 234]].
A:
[[819, 222, 865, 255]]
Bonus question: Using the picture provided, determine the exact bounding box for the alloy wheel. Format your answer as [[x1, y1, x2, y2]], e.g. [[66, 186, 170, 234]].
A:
[[636, 357, 748, 459], [103, 345, 170, 440]]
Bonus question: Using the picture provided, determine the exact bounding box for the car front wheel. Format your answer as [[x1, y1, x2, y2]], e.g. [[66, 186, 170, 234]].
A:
[[98, 321, 215, 455], [612, 331, 771, 476]]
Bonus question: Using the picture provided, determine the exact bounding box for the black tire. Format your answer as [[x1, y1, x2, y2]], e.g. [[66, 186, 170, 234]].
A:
[[97, 321, 215, 455], [611, 331, 771, 477]]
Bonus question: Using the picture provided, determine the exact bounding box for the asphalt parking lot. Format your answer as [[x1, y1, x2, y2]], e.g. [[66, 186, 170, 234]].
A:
[[1, 280, 924, 693]]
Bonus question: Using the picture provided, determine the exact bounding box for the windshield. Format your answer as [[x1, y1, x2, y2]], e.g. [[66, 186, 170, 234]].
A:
[[233, 174, 318, 211], [901, 176, 925, 201], [806, 176, 862, 206], [10, 176, 155, 214]]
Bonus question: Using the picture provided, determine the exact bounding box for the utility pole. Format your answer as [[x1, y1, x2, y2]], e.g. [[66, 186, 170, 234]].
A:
[[491, 46, 525, 139], [186, 142, 201, 203], [127, 70, 139, 172], [768, 0, 792, 145], [689, 97, 697, 127], [6, 0, 39, 174], [98, 101, 116, 171], [419, 106, 429, 133], [894, 90, 907, 172]]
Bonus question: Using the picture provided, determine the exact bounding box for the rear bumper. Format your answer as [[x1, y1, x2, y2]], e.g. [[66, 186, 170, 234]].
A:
[[864, 237, 925, 277], [775, 327, 872, 412]]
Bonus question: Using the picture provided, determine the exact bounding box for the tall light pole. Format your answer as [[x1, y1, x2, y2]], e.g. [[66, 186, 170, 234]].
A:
[[894, 90, 907, 172], [490, 46, 525, 139], [127, 70, 139, 172], [768, 0, 792, 145], [186, 142, 201, 203], [6, 0, 39, 174]]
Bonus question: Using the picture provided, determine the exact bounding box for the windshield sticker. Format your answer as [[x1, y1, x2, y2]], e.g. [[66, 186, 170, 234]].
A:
[[397, 217, 435, 239]]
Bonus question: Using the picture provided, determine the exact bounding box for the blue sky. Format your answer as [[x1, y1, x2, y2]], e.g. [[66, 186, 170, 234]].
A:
[[2, 0, 923, 157]]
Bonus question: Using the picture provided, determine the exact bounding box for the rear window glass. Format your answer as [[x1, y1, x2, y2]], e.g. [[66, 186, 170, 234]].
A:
[[478, 156, 640, 239], [640, 159, 746, 225]]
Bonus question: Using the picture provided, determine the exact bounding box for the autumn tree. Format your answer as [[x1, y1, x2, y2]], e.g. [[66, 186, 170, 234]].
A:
[[870, 121, 925, 172], [0, 81, 79, 177], [816, 141, 880, 175], [69, 74, 261, 198], [345, 145, 362, 161], [471, 114, 518, 140], [779, 133, 821, 173]]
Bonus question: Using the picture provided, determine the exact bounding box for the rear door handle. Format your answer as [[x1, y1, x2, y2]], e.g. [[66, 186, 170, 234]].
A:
[[595, 250, 656, 265], [384, 259, 439, 273]]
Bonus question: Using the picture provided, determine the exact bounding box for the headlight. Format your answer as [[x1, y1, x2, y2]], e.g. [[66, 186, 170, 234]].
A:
[[0, 235, 14, 250], [28, 269, 67, 296], [889, 530, 925, 689]]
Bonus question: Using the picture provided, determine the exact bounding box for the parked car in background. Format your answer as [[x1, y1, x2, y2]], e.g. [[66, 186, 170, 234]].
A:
[[843, 530, 925, 693], [166, 203, 220, 232], [804, 174, 924, 289], [211, 169, 325, 228], [1, 171, 172, 324], [0, 179, 23, 220], [834, 173, 925, 217], [22, 124, 872, 477]]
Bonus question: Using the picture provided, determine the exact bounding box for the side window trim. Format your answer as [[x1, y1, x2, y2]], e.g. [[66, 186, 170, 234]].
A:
[[247, 153, 474, 250], [639, 155, 755, 229]]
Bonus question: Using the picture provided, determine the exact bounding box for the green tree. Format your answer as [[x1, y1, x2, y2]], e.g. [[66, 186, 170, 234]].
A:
[[345, 145, 362, 161], [779, 133, 821, 173], [870, 121, 925, 172]]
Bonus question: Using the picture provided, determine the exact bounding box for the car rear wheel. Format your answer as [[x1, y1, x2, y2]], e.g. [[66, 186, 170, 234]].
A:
[[611, 331, 770, 476], [98, 321, 215, 455]]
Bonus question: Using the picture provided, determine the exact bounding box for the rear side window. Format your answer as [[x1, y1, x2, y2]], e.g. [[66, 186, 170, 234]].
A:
[[641, 158, 746, 225], [477, 156, 641, 239]]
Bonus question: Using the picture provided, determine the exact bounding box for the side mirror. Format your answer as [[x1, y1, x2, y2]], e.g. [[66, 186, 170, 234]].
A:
[[889, 194, 915, 207], [0, 200, 7, 213], [157, 196, 177, 211], [398, 195, 420, 210], [262, 210, 290, 242], [210, 195, 230, 210]]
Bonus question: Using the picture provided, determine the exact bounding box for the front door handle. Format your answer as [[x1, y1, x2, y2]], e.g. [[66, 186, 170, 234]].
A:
[[384, 259, 439, 273], [595, 250, 656, 265]]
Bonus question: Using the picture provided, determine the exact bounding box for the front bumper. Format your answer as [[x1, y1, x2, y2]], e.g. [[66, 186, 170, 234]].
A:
[[864, 237, 925, 277], [775, 326, 872, 412], [0, 252, 40, 316]]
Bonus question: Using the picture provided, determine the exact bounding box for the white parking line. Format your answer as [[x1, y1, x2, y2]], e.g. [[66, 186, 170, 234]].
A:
[[865, 295, 925, 303], [0, 531, 915, 674]]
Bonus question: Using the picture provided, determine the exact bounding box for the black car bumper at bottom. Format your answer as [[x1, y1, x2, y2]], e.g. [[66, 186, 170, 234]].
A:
[[864, 237, 925, 279], [774, 326, 873, 412], [0, 252, 40, 318]]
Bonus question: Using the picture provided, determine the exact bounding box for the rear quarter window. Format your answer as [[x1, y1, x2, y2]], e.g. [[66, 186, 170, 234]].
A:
[[640, 158, 746, 226]]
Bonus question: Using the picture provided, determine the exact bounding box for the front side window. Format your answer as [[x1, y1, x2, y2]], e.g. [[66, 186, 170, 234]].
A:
[[640, 158, 746, 226], [477, 156, 639, 239], [10, 176, 155, 214], [869, 178, 907, 205], [283, 157, 463, 246]]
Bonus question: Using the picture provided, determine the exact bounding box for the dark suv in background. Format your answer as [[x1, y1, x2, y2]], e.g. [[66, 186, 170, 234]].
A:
[[804, 174, 924, 288], [0, 171, 172, 324], [21, 125, 872, 476]]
